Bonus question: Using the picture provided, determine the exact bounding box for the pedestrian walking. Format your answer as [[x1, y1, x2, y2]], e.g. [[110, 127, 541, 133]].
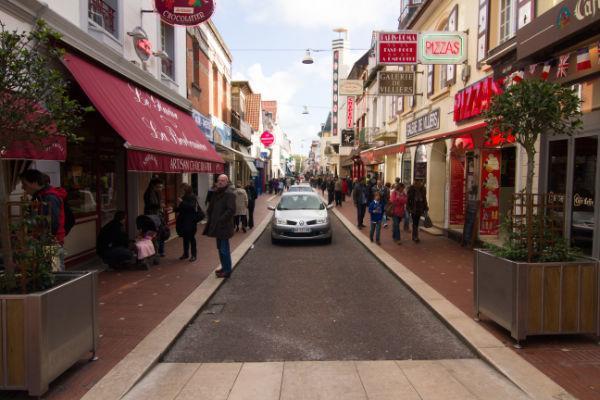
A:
[[368, 191, 384, 244], [407, 178, 428, 243], [320, 179, 327, 197], [245, 181, 257, 229], [234, 181, 249, 233], [175, 183, 200, 262], [390, 183, 408, 244], [203, 174, 236, 278], [20, 169, 70, 271], [327, 178, 335, 205], [334, 177, 343, 206], [351, 178, 368, 228], [143, 178, 166, 258], [341, 177, 348, 202]]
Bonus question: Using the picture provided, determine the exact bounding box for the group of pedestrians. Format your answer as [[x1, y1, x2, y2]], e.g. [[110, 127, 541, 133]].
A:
[[268, 177, 295, 195], [351, 175, 428, 245]]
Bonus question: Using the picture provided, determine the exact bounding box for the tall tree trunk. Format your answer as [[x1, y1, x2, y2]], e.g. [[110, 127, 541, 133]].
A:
[[0, 160, 15, 273], [525, 145, 536, 262]]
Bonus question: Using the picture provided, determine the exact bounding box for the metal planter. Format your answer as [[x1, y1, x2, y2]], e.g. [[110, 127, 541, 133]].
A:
[[474, 249, 600, 344], [0, 271, 98, 396]]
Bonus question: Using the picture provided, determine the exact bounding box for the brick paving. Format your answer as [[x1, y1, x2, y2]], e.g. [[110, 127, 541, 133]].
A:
[[6, 194, 273, 400], [335, 195, 600, 400]]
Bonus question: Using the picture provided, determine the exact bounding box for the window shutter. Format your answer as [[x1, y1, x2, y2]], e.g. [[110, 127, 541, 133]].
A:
[[477, 0, 490, 68], [446, 5, 458, 86]]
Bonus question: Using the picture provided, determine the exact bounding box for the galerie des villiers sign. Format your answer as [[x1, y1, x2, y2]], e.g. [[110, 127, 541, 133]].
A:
[[155, 0, 215, 26]]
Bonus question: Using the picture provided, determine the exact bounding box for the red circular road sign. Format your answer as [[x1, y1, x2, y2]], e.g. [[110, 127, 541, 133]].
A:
[[260, 131, 275, 147], [155, 0, 215, 26]]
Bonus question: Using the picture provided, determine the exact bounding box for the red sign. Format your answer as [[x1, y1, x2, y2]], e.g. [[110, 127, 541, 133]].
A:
[[128, 150, 224, 173], [454, 77, 504, 122], [260, 131, 275, 147], [480, 149, 501, 235], [377, 32, 418, 65], [347, 97, 354, 128], [449, 155, 466, 225], [155, 0, 214, 26]]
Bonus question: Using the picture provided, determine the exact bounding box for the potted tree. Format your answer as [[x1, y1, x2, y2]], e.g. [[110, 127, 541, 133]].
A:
[[0, 20, 97, 396], [474, 78, 599, 347]]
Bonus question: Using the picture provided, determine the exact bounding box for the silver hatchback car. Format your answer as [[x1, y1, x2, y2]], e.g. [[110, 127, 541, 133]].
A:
[[269, 192, 333, 244]]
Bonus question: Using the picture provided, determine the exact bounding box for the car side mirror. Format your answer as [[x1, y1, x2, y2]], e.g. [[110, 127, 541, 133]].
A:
[[327, 204, 334, 210], [267, 205, 276, 211]]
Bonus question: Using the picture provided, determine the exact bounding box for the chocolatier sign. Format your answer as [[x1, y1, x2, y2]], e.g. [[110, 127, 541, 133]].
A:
[[155, 0, 215, 26]]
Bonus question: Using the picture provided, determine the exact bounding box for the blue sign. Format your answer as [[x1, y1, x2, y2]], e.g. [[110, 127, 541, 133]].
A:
[[192, 110, 213, 143], [211, 115, 232, 148]]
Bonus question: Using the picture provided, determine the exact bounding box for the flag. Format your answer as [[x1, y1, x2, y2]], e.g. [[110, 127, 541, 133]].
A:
[[540, 63, 551, 80], [528, 63, 538, 75], [556, 53, 570, 78], [576, 48, 592, 71], [512, 69, 524, 83]]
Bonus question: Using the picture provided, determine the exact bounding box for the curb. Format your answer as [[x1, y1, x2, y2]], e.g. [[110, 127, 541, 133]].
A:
[[81, 209, 274, 400], [330, 206, 575, 400]]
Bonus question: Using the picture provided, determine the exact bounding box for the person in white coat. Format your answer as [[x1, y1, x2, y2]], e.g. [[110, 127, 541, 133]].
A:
[[234, 181, 249, 233]]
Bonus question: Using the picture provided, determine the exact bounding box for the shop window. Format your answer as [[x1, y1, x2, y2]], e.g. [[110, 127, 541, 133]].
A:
[[414, 145, 427, 180], [571, 137, 597, 255], [402, 150, 412, 185], [547, 139, 568, 202], [160, 22, 175, 80], [63, 143, 98, 217], [536, 0, 562, 16], [192, 37, 200, 87], [88, 0, 119, 38]]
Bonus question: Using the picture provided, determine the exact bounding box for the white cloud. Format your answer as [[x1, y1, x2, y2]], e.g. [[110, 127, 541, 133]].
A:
[[236, 0, 399, 30]]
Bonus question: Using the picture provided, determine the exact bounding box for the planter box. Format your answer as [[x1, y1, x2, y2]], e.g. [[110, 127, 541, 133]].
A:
[[474, 249, 600, 343], [0, 271, 98, 396]]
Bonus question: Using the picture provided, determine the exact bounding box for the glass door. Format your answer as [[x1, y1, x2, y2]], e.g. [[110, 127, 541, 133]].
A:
[[571, 137, 597, 255]]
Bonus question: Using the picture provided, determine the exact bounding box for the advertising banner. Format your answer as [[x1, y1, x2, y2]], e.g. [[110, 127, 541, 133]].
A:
[[480, 149, 501, 235], [192, 110, 213, 143], [211, 116, 232, 148], [347, 97, 354, 128], [449, 155, 466, 225]]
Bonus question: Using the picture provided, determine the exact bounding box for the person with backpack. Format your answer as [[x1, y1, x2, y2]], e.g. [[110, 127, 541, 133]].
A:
[[20, 169, 74, 271], [389, 183, 408, 244], [368, 191, 384, 245]]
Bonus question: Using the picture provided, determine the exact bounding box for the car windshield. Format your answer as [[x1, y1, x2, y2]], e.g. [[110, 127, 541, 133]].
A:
[[278, 195, 323, 210]]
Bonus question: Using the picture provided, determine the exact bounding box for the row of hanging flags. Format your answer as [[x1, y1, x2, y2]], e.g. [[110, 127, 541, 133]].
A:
[[511, 42, 599, 83]]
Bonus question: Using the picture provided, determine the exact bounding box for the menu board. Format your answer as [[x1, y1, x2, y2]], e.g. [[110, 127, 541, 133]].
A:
[[450, 155, 466, 225], [480, 149, 501, 235]]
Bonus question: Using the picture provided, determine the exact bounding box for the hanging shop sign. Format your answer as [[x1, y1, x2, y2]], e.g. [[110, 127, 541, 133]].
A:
[[341, 129, 355, 147], [405, 108, 440, 138], [480, 149, 501, 235], [419, 32, 467, 64], [378, 71, 416, 96], [260, 131, 275, 147], [347, 97, 354, 128], [155, 0, 215, 26], [376, 31, 418, 65], [211, 116, 232, 148], [192, 110, 213, 143], [453, 76, 504, 122], [129, 27, 153, 62], [339, 79, 364, 96]]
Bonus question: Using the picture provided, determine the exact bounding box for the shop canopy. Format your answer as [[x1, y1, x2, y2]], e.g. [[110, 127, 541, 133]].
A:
[[1, 136, 67, 161], [62, 52, 224, 174]]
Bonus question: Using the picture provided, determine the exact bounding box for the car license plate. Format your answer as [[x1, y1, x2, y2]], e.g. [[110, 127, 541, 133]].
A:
[[293, 227, 311, 233]]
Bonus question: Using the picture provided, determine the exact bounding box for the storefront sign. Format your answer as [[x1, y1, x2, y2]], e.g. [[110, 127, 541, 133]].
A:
[[517, 0, 600, 60], [406, 108, 440, 138], [480, 149, 501, 235], [1, 136, 67, 161], [211, 116, 232, 147], [341, 129, 355, 147], [378, 71, 416, 96], [449, 155, 466, 225], [155, 0, 215, 26], [332, 50, 340, 136], [192, 110, 213, 143], [453, 76, 504, 122], [260, 131, 275, 147], [128, 150, 224, 173], [376, 31, 418, 65], [419, 32, 467, 64], [347, 97, 354, 128], [339, 79, 364, 96]]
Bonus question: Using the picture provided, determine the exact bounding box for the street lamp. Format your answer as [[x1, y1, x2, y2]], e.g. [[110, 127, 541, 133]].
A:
[[302, 49, 314, 64], [302, 105, 309, 115]]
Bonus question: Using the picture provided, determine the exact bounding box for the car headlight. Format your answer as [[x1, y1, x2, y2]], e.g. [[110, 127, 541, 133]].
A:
[[317, 217, 328, 224], [275, 218, 287, 225]]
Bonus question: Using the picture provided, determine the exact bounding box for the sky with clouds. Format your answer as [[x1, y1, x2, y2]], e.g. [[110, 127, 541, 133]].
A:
[[211, 0, 401, 154]]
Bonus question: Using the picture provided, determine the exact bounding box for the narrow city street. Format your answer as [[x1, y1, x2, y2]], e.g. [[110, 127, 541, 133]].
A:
[[163, 214, 473, 362]]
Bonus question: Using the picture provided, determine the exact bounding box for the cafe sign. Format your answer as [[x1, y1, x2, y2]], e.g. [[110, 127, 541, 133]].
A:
[[339, 79, 364, 96], [378, 71, 416, 96], [419, 32, 467, 64], [406, 108, 440, 138], [155, 0, 215, 26]]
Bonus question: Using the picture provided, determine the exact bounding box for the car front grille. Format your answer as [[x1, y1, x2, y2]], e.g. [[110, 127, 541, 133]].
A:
[[286, 220, 298, 225]]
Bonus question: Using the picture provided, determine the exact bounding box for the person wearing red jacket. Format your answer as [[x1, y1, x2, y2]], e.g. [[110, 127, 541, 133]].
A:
[[20, 169, 68, 270], [390, 183, 408, 244]]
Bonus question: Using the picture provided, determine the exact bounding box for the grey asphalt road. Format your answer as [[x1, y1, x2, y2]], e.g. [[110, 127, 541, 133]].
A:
[[163, 214, 475, 363]]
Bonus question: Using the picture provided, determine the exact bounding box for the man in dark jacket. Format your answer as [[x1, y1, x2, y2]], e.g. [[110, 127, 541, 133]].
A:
[[407, 178, 428, 243], [245, 181, 258, 229], [351, 178, 368, 228], [97, 211, 134, 269], [203, 174, 236, 278], [20, 169, 68, 271], [143, 178, 165, 257]]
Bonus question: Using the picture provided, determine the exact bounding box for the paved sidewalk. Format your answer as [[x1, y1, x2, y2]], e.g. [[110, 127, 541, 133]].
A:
[[7, 194, 274, 400], [334, 196, 600, 400], [124, 360, 528, 400]]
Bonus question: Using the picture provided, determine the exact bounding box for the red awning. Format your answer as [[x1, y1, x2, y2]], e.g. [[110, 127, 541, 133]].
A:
[[62, 52, 224, 174], [1, 136, 67, 161]]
